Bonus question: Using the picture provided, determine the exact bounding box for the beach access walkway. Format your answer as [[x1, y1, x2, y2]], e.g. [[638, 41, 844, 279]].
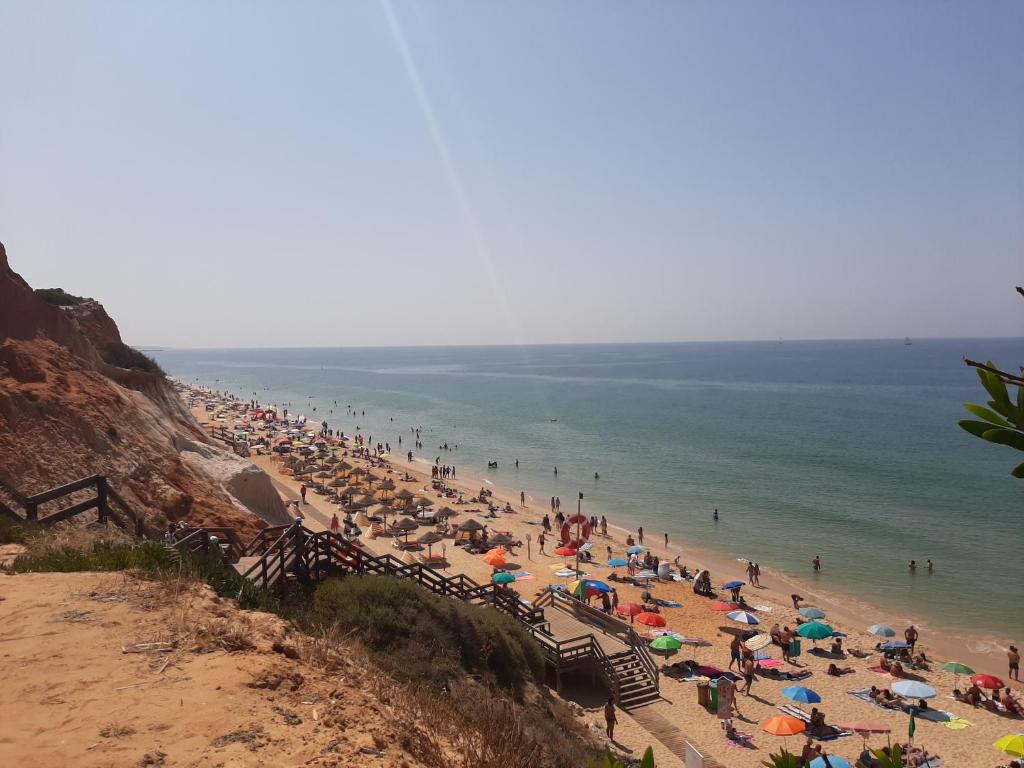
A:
[[224, 521, 663, 710]]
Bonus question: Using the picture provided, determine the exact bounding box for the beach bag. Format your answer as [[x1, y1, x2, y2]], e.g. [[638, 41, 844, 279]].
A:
[[789, 638, 801, 658]]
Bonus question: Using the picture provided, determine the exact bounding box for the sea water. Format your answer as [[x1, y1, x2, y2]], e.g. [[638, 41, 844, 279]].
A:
[[153, 339, 1023, 637]]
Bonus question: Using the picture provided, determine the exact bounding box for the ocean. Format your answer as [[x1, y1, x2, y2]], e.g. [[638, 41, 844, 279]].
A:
[[153, 339, 1023, 639]]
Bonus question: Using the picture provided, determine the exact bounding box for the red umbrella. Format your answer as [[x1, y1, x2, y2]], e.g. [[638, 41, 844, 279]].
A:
[[636, 612, 666, 627], [617, 603, 644, 617], [970, 673, 1005, 690], [566, 514, 587, 524], [554, 546, 578, 557], [711, 601, 740, 612]]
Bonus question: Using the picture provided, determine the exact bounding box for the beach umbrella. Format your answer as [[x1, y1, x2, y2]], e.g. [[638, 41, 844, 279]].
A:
[[395, 488, 414, 500], [650, 635, 683, 652], [727, 610, 760, 625], [722, 580, 745, 590], [799, 607, 827, 620], [617, 603, 644, 618], [938, 661, 974, 676], [626, 545, 647, 555], [636, 612, 666, 628], [554, 546, 578, 557], [492, 572, 516, 585], [415, 497, 434, 508], [782, 686, 821, 704], [607, 557, 628, 567], [554, 567, 586, 578], [391, 518, 419, 534], [711, 601, 740, 612], [745, 634, 773, 651], [458, 518, 484, 532], [436, 507, 457, 518], [796, 621, 834, 642], [868, 624, 896, 637], [971, 674, 1005, 690], [761, 715, 805, 743], [993, 734, 1024, 759], [810, 757, 851, 768], [488, 533, 515, 546], [583, 580, 612, 593], [891, 680, 936, 699], [483, 551, 507, 567], [416, 531, 443, 559]]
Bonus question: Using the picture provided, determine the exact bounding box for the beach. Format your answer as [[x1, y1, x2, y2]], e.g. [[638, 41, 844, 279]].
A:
[[186, 388, 1023, 768]]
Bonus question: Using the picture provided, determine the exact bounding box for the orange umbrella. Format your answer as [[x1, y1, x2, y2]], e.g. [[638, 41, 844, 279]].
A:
[[636, 612, 666, 627], [482, 551, 507, 567], [486, 546, 508, 557], [762, 716, 806, 737]]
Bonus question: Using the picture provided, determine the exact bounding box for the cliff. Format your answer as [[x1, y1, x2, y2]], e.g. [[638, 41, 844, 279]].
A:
[[0, 242, 291, 536]]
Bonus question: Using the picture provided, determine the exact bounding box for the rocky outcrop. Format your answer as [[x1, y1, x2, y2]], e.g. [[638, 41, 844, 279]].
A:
[[0, 242, 289, 536]]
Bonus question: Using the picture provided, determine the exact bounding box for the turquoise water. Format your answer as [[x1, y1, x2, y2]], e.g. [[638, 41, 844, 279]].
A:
[[153, 340, 1023, 637]]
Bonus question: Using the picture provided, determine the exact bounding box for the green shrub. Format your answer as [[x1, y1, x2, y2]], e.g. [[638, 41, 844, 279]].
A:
[[101, 342, 164, 375], [312, 576, 543, 697], [0, 516, 35, 544], [34, 287, 85, 306]]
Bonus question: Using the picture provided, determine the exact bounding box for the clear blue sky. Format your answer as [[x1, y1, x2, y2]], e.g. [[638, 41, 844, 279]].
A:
[[1, 1, 1021, 347]]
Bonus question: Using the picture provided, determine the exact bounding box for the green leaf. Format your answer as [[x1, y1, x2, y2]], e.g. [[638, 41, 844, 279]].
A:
[[640, 746, 655, 768], [1012, 462, 1024, 479], [979, 365, 1012, 409], [981, 428, 1024, 451], [988, 397, 1018, 420], [964, 403, 1011, 427], [959, 420, 997, 438]]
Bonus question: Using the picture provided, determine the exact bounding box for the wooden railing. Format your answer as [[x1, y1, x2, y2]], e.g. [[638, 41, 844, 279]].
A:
[[0, 474, 151, 538]]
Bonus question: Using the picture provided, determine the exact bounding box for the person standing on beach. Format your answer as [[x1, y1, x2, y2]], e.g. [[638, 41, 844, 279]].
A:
[[601, 516, 608, 536], [637, 526, 644, 545], [812, 555, 821, 571], [550, 496, 555, 512], [300, 484, 307, 504], [905, 625, 919, 651], [538, 532, 547, 556], [1009, 646, 1020, 681], [746, 561, 756, 583], [741, 655, 756, 695], [604, 696, 617, 740], [663, 532, 668, 548], [729, 635, 743, 671], [753, 562, 761, 586], [330, 513, 339, 533], [520, 490, 525, 506]]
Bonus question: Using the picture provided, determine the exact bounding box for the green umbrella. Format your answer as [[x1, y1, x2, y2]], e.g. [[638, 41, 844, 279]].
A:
[[796, 621, 834, 642], [650, 635, 683, 652], [492, 572, 516, 585], [938, 661, 974, 686], [938, 662, 974, 676]]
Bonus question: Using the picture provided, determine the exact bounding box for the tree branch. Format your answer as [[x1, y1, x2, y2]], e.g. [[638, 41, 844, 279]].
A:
[[964, 358, 1024, 387]]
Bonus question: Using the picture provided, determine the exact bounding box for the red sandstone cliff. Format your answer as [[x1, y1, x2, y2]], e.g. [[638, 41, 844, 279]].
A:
[[0, 242, 291, 537]]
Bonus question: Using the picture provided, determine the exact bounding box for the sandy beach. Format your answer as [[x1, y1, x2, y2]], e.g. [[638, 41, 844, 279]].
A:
[[190, 391, 1023, 768]]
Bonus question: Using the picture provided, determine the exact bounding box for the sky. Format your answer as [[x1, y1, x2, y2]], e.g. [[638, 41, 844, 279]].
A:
[[1, 1, 1021, 348]]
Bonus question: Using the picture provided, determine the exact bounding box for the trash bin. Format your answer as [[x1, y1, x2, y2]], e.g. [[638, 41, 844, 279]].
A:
[[708, 679, 719, 711], [697, 680, 710, 708]]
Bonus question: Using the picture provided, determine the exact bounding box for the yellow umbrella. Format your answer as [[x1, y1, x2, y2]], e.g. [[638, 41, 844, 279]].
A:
[[994, 734, 1024, 758]]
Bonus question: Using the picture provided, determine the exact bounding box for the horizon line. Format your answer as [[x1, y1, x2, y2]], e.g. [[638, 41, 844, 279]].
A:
[[133, 334, 1024, 352]]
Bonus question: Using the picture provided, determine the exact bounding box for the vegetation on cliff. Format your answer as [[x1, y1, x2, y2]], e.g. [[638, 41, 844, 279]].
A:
[[33, 286, 85, 306]]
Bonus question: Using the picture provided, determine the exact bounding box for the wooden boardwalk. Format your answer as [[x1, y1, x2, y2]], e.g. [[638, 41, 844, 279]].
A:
[[545, 607, 628, 655], [629, 706, 726, 768]]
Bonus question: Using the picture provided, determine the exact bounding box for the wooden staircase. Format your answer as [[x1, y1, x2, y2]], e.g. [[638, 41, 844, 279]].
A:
[[0, 474, 151, 537]]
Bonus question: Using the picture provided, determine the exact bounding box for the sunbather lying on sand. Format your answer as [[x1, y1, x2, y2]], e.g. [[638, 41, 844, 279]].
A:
[[869, 686, 901, 709], [827, 663, 855, 676]]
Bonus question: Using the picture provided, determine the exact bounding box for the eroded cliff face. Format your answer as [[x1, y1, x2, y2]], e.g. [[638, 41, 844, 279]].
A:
[[0, 242, 291, 536]]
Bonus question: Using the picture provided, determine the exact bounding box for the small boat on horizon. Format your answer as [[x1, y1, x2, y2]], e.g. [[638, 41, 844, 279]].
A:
[[904, 336, 912, 346]]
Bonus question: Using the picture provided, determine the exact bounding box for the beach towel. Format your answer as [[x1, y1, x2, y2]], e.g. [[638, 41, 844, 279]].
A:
[[510, 571, 534, 581], [943, 718, 973, 729], [653, 598, 682, 608], [902, 704, 955, 723], [868, 666, 892, 676]]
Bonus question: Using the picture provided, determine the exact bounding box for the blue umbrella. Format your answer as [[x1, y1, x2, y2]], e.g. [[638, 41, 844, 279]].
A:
[[607, 557, 628, 567], [799, 607, 826, 620], [782, 685, 822, 704], [891, 680, 936, 699], [583, 580, 612, 593], [868, 624, 896, 637], [722, 580, 745, 590], [880, 640, 910, 650], [626, 545, 647, 555], [810, 757, 851, 768], [726, 610, 760, 625]]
